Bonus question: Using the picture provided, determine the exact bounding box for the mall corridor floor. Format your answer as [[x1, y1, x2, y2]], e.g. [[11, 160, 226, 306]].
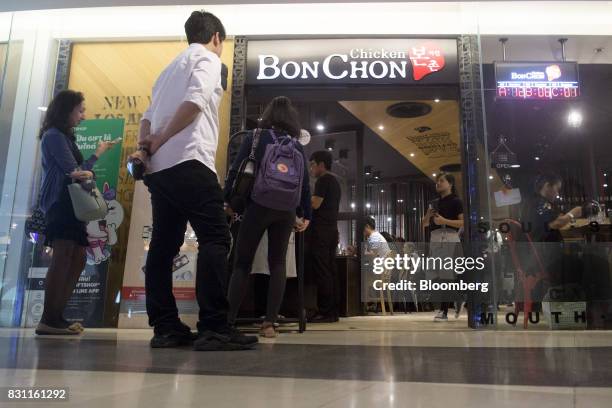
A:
[[0, 316, 611, 408]]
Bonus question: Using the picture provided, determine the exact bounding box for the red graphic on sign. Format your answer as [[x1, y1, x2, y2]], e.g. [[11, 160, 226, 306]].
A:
[[408, 45, 445, 81], [545, 65, 562, 81]]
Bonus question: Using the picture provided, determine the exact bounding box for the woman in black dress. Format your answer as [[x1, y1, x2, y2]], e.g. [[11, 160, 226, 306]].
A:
[[36, 90, 117, 335]]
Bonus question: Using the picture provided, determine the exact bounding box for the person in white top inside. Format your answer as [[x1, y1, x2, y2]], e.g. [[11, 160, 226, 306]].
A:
[[364, 217, 391, 258], [129, 10, 257, 351]]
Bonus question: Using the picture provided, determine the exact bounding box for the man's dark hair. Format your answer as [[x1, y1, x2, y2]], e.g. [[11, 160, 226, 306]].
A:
[[185, 11, 226, 45], [365, 217, 376, 230], [534, 173, 562, 194], [310, 150, 333, 171], [260, 96, 301, 137], [39, 90, 84, 140], [380, 231, 394, 242], [436, 172, 457, 195]]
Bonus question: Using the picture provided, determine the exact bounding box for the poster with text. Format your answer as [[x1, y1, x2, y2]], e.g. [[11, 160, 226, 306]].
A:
[[63, 119, 125, 326], [118, 181, 199, 328]]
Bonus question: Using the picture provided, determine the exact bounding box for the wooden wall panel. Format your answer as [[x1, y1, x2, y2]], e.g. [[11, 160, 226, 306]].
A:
[[340, 99, 464, 194]]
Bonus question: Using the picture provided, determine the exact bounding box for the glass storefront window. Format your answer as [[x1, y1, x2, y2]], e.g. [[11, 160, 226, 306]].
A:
[[0, 3, 611, 331], [0, 12, 23, 326], [478, 34, 612, 330]]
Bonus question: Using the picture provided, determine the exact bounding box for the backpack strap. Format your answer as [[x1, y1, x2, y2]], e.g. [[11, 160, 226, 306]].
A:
[[248, 128, 262, 161], [269, 128, 293, 147]]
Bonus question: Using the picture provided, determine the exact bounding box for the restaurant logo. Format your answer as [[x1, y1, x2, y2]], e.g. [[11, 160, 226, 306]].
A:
[[408, 45, 445, 80], [545, 64, 562, 81], [256, 44, 445, 82], [510, 65, 563, 82]]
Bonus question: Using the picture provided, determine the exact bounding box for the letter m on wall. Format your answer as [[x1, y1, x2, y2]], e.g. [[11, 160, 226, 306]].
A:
[[480, 312, 495, 325]]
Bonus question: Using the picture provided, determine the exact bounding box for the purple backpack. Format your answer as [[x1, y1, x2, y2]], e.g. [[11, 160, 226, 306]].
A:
[[251, 130, 304, 211]]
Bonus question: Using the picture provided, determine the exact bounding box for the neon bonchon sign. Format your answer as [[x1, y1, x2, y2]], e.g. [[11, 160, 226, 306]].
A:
[[258, 49, 420, 80], [246, 39, 459, 85]]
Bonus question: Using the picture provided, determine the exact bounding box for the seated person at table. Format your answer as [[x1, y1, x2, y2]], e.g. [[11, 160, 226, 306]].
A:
[[522, 173, 582, 243]]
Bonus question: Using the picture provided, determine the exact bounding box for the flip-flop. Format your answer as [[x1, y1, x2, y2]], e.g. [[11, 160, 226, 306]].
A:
[[35, 322, 81, 336]]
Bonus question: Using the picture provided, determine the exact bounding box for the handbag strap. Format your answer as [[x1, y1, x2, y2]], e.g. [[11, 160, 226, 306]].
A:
[[32, 174, 45, 211], [248, 128, 262, 161]]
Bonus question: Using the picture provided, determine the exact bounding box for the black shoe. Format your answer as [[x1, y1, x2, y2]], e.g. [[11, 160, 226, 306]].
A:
[[193, 326, 258, 351], [309, 314, 339, 323], [150, 329, 197, 348]]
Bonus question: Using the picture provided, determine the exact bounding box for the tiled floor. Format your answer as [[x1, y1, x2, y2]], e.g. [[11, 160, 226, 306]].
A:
[[4, 368, 611, 408], [0, 316, 611, 407]]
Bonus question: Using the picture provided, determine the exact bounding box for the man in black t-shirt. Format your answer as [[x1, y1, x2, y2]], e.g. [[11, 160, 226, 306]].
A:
[[308, 151, 341, 323]]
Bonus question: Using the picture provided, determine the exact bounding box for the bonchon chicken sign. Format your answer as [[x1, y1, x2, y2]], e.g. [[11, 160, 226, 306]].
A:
[[247, 39, 458, 85]]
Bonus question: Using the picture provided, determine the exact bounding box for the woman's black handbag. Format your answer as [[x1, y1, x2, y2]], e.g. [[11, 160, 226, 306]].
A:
[[229, 129, 261, 213], [25, 207, 46, 235]]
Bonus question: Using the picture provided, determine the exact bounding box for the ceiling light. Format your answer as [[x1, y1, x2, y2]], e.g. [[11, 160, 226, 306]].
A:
[[604, 184, 609, 188], [567, 111, 583, 128], [489, 175, 494, 180], [325, 140, 335, 151], [387, 217, 392, 222], [434, 98, 440, 103], [413, 207, 417, 211], [410, 153, 415, 157], [366, 203, 371, 209], [378, 125, 384, 131], [380, 189, 384, 193], [535, 157, 540, 161], [364, 165, 372, 176], [351, 202, 356, 209], [432, 173, 437, 177], [316, 123, 325, 131], [373, 171, 381, 180]]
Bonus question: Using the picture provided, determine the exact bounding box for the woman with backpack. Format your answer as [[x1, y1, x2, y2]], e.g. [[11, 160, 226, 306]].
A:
[[224, 96, 312, 338]]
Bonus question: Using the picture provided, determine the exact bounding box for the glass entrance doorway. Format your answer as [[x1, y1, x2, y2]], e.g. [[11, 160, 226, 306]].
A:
[[244, 85, 466, 328]]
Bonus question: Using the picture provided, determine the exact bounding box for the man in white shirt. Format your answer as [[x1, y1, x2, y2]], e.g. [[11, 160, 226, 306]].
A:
[[131, 11, 257, 351], [364, 217, 391, 258]]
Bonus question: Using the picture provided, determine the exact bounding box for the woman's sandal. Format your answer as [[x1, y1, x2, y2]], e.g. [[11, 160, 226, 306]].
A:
[[35, 322, 81, 336], [68, 322, 84, 333], [259, 322, 277, 338]]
